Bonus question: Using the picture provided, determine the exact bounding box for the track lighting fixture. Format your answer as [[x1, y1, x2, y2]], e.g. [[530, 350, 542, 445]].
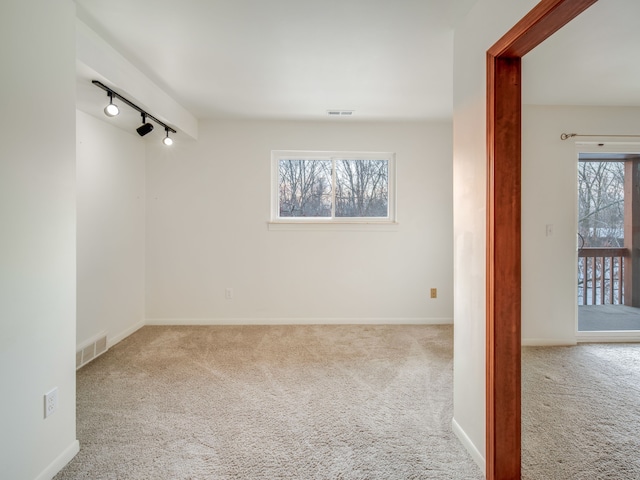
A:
[[93, 80, 176, 146], [136, 113, 154, 137], [104, 92, 119, 117], [162, 128, 173, 146]]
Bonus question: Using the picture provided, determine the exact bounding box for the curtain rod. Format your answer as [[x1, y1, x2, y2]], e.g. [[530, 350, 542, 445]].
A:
[[560, 133, 640, 141]]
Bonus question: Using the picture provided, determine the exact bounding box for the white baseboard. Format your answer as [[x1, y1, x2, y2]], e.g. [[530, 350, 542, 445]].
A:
[[452, 418, 485, 475], [145, 317, 453, 326], [576, 331, 640, 343], [34, 439, 79, 480], [108, 319, 145, 348], [522, 338, 577, 347]]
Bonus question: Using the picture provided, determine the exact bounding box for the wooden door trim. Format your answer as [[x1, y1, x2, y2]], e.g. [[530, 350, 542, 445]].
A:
[[485, 1, 598, 478]]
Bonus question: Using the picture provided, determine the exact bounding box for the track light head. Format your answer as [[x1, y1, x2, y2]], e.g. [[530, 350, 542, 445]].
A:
[[162, 128, 173, 146], [104, 92, 119, 117], [137, 123, 154, 136], [104, 103, 119, 117], [136, 113, 154, 136]]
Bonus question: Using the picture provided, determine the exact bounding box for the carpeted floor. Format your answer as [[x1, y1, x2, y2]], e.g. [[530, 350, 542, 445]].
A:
[[522, 343, 640, 479], [55, 324, 484, 480]]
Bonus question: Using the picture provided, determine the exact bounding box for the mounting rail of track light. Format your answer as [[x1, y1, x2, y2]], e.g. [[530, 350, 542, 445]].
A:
[[92, 80, 176, 145]]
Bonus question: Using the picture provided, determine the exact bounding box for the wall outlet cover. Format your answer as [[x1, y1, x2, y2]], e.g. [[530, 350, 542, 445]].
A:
[[44, 387, 58, 418]]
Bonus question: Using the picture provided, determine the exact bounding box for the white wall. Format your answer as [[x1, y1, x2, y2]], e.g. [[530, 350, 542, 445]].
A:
[[0, 1, 79, 478], [451, 0, 538, 471], [146, 120, 452, 324], [521, 104, 640, 345], [76, 110, 146, 350]]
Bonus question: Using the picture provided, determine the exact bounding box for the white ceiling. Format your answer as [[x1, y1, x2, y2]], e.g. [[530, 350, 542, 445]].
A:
[[523, 0, 640, 108], [75, 0, 640, 123], [75, 0, 476, 122]]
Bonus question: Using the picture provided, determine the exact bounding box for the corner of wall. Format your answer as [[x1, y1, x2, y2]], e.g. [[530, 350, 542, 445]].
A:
[[34, 441, 79, 480], [452, 417, 486, 475]]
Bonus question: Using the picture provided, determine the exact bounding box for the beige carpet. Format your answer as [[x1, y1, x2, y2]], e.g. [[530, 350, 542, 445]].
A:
[[522, 343, 640, 479], [55, 324, 483, 479]]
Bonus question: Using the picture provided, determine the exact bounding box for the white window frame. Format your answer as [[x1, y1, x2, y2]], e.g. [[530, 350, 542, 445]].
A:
[[270, 150, 397, 228]]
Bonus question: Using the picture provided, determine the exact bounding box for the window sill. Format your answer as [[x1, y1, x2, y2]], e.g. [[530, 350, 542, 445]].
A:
[[267, 221, 400, 231]]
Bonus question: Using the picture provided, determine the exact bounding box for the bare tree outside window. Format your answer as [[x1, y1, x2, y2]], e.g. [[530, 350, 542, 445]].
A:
[[578, 161, 624, 248], [278, 159, 332, 217], [335, 159, 388, 217], [273, 151, 395, 222]]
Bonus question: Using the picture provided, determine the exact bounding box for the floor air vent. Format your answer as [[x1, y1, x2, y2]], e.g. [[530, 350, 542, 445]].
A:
[[76, 332, 108, 369]]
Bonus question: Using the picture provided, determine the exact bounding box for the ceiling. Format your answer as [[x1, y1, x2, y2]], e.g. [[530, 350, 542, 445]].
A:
[[75, 0, 476, 122], [523, 0, 640, 108], [75, 0, 640, 124]]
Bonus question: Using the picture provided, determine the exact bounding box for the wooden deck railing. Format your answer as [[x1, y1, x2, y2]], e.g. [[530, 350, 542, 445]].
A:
[[578, 247, 628, 305]]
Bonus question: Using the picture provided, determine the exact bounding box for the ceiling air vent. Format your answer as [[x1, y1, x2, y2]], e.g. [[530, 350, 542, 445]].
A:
[[327, 110, 354, 116]]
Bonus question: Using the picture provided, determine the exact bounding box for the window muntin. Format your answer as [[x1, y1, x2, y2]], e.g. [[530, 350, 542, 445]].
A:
[[272, 151, 395, 222]]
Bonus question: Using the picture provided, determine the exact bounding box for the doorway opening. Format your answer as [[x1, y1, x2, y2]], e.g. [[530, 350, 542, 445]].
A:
[[577, 151, 640, 331]]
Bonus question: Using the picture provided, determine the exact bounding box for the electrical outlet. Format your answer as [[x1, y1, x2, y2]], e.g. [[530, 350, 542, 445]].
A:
[[225, 288, 233, 300], [44, 388, 58, 418], [430, 288, 437, 299]]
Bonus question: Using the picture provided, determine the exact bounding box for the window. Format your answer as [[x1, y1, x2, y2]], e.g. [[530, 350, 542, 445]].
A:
[[271, 150, 396, 223]]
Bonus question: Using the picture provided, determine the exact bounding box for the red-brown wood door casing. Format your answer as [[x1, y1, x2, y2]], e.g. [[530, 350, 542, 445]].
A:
[[485, 1, 598, 478]]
